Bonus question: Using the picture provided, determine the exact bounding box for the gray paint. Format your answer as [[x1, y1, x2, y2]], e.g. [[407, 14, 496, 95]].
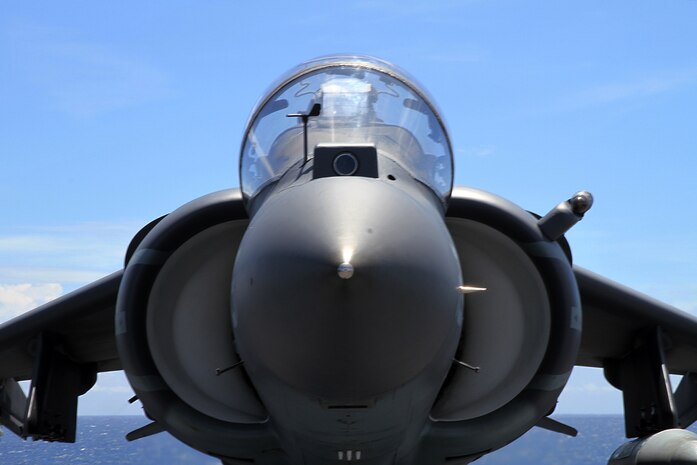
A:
[[231, 174, 463, 464], [433, 218, 551, 420], [129, 249, 169, 266], [576, 266, 697, 373], [608, 429, 697, 464], [116, 189, 284, 463], [0, 54, 694, 465], [146, 221, 267, 423], [232, 176, 462, 400]]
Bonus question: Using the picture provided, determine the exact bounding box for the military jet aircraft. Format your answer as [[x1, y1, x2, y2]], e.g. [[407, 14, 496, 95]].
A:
[[1, 55, 697, 465]]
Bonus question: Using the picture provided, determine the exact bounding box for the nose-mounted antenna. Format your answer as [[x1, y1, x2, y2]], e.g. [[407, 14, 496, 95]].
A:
[[287, 103, 321, 165]]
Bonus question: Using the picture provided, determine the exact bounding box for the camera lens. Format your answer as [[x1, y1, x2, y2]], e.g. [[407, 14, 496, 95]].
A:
[[333, 152, 359, 176]]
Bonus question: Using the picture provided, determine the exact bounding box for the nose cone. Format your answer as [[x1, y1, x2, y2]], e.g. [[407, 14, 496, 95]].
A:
[[231, 178, 462, 400]]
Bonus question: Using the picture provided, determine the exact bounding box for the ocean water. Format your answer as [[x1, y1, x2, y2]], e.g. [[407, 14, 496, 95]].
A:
[[1, 415, 694, 464]]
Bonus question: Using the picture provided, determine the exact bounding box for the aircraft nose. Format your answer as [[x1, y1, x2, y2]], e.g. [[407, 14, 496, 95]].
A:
[[231, 177, 463, 400]]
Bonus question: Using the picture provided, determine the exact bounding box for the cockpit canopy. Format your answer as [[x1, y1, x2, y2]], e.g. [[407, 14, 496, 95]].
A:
[[240, 55, 454, 203]]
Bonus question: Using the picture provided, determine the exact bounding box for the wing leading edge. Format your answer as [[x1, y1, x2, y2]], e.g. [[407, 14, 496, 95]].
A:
[[576, 266, 697, 373], [575, 266, 697, 437], [0, 189, 253, 446], [0, 270, 123, 441], [0, 270, 123, 380]]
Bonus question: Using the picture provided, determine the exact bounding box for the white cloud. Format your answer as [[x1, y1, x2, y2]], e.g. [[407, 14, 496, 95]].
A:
[[564, 382, 616, 393], [556, 366, 623, 414], [355, 0, 479, 18], [91, 384, 133, 394], [561, 70, 697, 110], [0, 221, 139, 313], [374, 42, 482, 65], [405, 44, 482, 64], [0, 235, 56, 252], [0, 222, 136, 256], [0, 267, 108, 286], [457, 146, 497, 158], [0, 221, 141, 284], [0, 283, 63, 322], [5, 22, 172, 117]]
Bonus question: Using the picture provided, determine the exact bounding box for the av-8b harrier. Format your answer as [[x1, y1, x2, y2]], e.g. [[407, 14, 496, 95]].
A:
[[1, 55, 697, 465]]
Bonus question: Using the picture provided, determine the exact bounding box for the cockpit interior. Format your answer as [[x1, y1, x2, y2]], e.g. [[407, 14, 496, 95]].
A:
[[239, 55, 454, 206]]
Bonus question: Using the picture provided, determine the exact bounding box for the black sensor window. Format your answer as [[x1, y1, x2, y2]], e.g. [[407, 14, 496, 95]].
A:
[[333, 152, 359, 176], [313, 144, 378, 179]]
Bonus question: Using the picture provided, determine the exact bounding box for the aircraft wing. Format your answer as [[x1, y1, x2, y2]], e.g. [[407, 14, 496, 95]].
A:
[[0, 211, 165, 383], [0, 190, 254, 445], [574, 265, 697, 436], [0, 270, 122, 381], [0, 270, 123, 441], [575, 265, 697, 373]]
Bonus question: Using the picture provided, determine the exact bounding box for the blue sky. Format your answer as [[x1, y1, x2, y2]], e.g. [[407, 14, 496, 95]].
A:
[[0, 1, 695, 416]]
